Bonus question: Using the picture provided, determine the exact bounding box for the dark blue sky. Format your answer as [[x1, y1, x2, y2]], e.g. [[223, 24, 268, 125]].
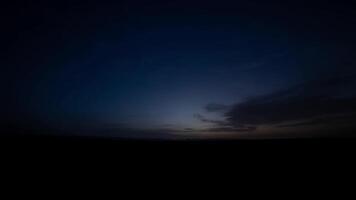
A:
[[3, 0, 356, 138]]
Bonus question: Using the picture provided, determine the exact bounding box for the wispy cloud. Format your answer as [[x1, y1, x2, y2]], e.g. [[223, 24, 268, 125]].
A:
[[204, 103, 230, 113], [225, 75, 356, 127], [194, 114, 228, 127], [197, 73, 356, 136]]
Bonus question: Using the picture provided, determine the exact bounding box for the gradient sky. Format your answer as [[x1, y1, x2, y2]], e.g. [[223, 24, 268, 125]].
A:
[[3, 0, 356, 139]]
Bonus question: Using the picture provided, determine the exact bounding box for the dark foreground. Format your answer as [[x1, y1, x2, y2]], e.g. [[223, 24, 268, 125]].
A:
[[1, 130, 355, 148], [1, 130, 356, 173]]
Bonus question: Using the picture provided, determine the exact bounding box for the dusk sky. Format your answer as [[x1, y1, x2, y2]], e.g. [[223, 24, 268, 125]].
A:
[[2, 0, 356, 139]]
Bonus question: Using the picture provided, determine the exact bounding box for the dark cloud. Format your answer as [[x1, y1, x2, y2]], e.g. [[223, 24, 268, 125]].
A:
[[205, 103, 230, 113], [194, 114, 256, 133], [225, 74, 356, 128], [205, 126, 256, 133], [194, 114, 228, 127], [278, 114, 356, 128]]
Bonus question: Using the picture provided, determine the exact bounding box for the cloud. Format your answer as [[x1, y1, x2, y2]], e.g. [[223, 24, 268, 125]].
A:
[[194, 114, 256, 133], [205, 103, 230, 113], [197, 72, 356, 136], [204, 126, 257, 133], [278, 114, 356, 128], [224, 74, 356, 128], [194, 114, 228, 127]]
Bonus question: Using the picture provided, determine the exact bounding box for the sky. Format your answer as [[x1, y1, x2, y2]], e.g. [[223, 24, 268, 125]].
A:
[[2, 0, 356, 139]]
